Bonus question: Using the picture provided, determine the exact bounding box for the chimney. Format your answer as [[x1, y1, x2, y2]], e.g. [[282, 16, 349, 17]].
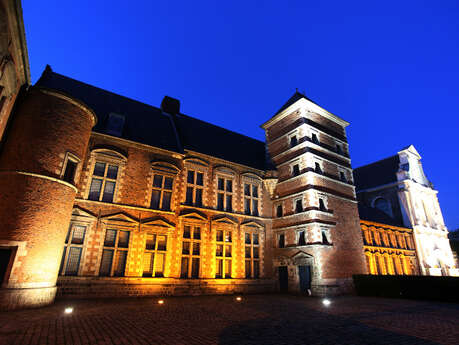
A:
[[161, 96, 180, 115]]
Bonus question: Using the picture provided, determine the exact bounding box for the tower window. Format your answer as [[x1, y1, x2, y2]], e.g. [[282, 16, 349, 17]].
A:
[[319, 198, 327, 212], [295, 199, 303, 213], [278, 233, 285, 248], [339, 171, 346, 182], [336, 144, 343, 154], [276, 204, 283, 218], [63, 158, 78, 184], [290, 135, 298, 148], [292, 164, 300, 177], [321, 229, 331, 245], [298, 231, 306, 246], [315, 162, 322, 174], [311, 133, 319, 144]]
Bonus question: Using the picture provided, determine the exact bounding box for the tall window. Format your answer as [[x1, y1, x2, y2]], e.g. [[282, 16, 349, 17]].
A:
[[290, 135, 298, 148], [151, 174, 173, 211], [143, 234, 167, 277], [244, 183, 260, 216], [216, 229, 232, 278], [99, 229, 130, 276], [292, 164, 300, 177], [311, 133, 319, 144], [62, 155, 79, 184], [181, 225, 201, 278], [60, 223, 86, 276], [245, 232, 260, 278], [295, 199, 303, 213], [89, 162, 118, 202], [298, 230, 306, 246], [278, 233, 285, 248], [276, 204, 283, 217], [217, 177, 233, 212], [185, 170, 204, 207], [336, 144, 343, 154], [314, 162, 322, 174]]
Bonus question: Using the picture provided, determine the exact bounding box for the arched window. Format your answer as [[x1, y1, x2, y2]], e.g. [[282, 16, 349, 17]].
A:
[[374, 197, 392, 217]]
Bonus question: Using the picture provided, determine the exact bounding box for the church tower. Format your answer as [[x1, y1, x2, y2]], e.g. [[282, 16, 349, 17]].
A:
[[262, 91, 366, 295]]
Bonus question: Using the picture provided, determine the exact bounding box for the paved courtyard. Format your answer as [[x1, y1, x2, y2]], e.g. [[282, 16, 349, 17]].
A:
[[0, 294, 458, 345]]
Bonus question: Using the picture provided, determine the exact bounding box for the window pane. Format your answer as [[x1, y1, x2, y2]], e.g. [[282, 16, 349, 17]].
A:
[[150, 190, 161, 209], [143, 252, 154, 277], [104, 229, 117, 247], [182, 241, 190, 255], [216, 244, 223, 257], [253, 247, 259, 258], [218, 178, 224, 191], [216, 230, 223, 242], [225, 245, 232, 257], [187, 170, 194, 184], [146, 234, 155, 250], [185, 187, 193, 205], [290, 136, 298, 147], [106, 165, 118, 179], [71, 225, 86, 244], [180, 257, 189, 278], [193, 227, 201, 240], [277, 205, 283, 217], [196, 172, 203, 186], [252, 186, 258, 198], [245, 260, 251, 278], [113, 251, 127, 276], [226, 180, 232, 192], [279, 234, 285, 248], [245, 246, 251, 258], [216, 259, 222, 278], [191, 258, 199, 278], [155, 253, 165, 277], [296, 199, 303, 213], [153, 175, 163, 188], [93, 162, 106, 176], [195, 188, 203, 206], [102, 181, 115, 203], [245, 198, 251, 215], [252, 200, 259, 216], [65, 247, 82, 276], [118, 231, 130, 248], [89, 178, 102, 200], [225, 231, 232, 242], [298, 231, 306, 245], [244, 184, 250, 196], [157, 235, 167, 251], [253, 234, 259, 245], [245, 233, 251, 244], [99, 249, 114, 276], [183, 226, 191, 239], [226, 195, 232, 212], [164, 177, 173, 190], [225, 260, 231, 278], [319, 199, 326, 211], [161, 191, 172, 211], [254, 261, 260, 278], [63, 160, 77, 183], [217, 193, 224, 210], [193, 243, 200, 255]]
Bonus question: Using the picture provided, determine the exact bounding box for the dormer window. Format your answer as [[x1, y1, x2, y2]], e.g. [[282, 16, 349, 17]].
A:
[[105, 113, 125, 137], [290, 135, 298, 148]]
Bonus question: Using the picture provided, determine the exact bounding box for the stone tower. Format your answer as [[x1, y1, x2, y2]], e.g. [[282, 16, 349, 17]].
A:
[[0, 84, 96, 309], [262, 91, 366, 295]]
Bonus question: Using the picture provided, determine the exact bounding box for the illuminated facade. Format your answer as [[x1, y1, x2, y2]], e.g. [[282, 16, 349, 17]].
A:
[[354, 145, 458, 277]]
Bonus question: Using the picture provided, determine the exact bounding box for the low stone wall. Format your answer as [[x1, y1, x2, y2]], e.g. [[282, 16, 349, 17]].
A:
[[57, 277, 276, 299], [0, 286, 57, 310]]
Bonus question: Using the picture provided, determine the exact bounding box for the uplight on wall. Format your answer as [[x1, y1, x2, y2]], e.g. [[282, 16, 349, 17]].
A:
[[322, 299, 331, 306], [64, 307, 73, 314]]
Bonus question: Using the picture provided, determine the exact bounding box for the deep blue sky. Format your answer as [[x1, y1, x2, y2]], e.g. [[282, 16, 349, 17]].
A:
[[23, 1, 459, 230]]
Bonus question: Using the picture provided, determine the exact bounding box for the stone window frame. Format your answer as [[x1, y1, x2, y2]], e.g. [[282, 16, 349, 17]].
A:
[[309, 128, 320, 145], [145, 161, 180, 211], [59, 221, 90, 276], [317, 193, 329, 212], [275, 202, 284, 218], [213, 166, 237, 213], [296, 228, 307, 246], [337, 166, 348, 183], [277, 232, 286, 248], [241, 221, 265, 278], [84, 148, 127, 204], [180, 222, 203, 279], [241, 173, 263, 217], [215, 227, 233, 279], [288, 130, 299, 148], [60, 152, 81, 185], [313, 158, 324, 175], [98, 227, 132, 277], [244, 231, 260, 279], [320, 226, 332, 245], [294, 195, 304, 214], [290, 160, 301, 177], [183, 158, 209, 208], [142, 232, 168, 278]]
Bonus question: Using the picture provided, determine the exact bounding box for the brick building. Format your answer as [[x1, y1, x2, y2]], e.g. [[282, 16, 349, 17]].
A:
[[0, 0, 456, 311]]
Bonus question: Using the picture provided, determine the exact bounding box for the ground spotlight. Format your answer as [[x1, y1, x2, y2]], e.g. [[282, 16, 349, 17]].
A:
[[322, 299, 331, 306], [236, 296, 242, 301], [64, 307, 73, 314], [158, 299, 164, 305]]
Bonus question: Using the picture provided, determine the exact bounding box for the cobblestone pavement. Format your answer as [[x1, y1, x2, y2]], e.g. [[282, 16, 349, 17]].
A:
[[0, 294, 458, 345]]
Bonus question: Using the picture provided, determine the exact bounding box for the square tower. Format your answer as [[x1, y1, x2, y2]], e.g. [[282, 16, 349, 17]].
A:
[[262, 91, 366, 295]]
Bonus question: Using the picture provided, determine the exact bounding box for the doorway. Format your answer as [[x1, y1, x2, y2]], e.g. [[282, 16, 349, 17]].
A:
[[0, 248, 12, 285], [278, 266, 288, 292], [298, 265, 311, 293]]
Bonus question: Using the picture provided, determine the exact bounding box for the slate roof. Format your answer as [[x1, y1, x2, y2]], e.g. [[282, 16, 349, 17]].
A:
[[36, 67, 270, 170], [353, 155, 400, 191], [358, 203, 405, 227]]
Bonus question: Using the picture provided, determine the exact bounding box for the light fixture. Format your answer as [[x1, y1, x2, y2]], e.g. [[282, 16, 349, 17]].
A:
[[64, 307, 73, 314], [236, 296, 242, 301], [158, 299, 164, 305], [322, 299, 331, 306]]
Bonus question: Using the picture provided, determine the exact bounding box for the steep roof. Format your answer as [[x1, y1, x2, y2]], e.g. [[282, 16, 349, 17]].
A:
[[358, 203, 405, 227], [353, 155, 400, 191], [36, 67, 269, 170]]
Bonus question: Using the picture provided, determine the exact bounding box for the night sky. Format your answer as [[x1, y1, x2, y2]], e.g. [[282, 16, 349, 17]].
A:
[[22, 1, 459, 230]]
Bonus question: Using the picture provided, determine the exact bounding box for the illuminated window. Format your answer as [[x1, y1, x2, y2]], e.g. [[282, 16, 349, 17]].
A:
[[143, 234, 167, 277], [59, 223, 86, 276], [245, 232, 260, 278], [244, 183, 260, 216], [88, 162, 119, 203], [181, 225, 201, 278], [278, 233, 285, 248], [185, 170, 204, 207], [217, 177, 233, 212], [150, 174, 173, 211], [276, 204, 283, 218], [297, 230, 306, 246], [99, 229, 130, 276], [290, 135, 298, 148], [216, 229, 232, 278], [62, 154, 79, 184]]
